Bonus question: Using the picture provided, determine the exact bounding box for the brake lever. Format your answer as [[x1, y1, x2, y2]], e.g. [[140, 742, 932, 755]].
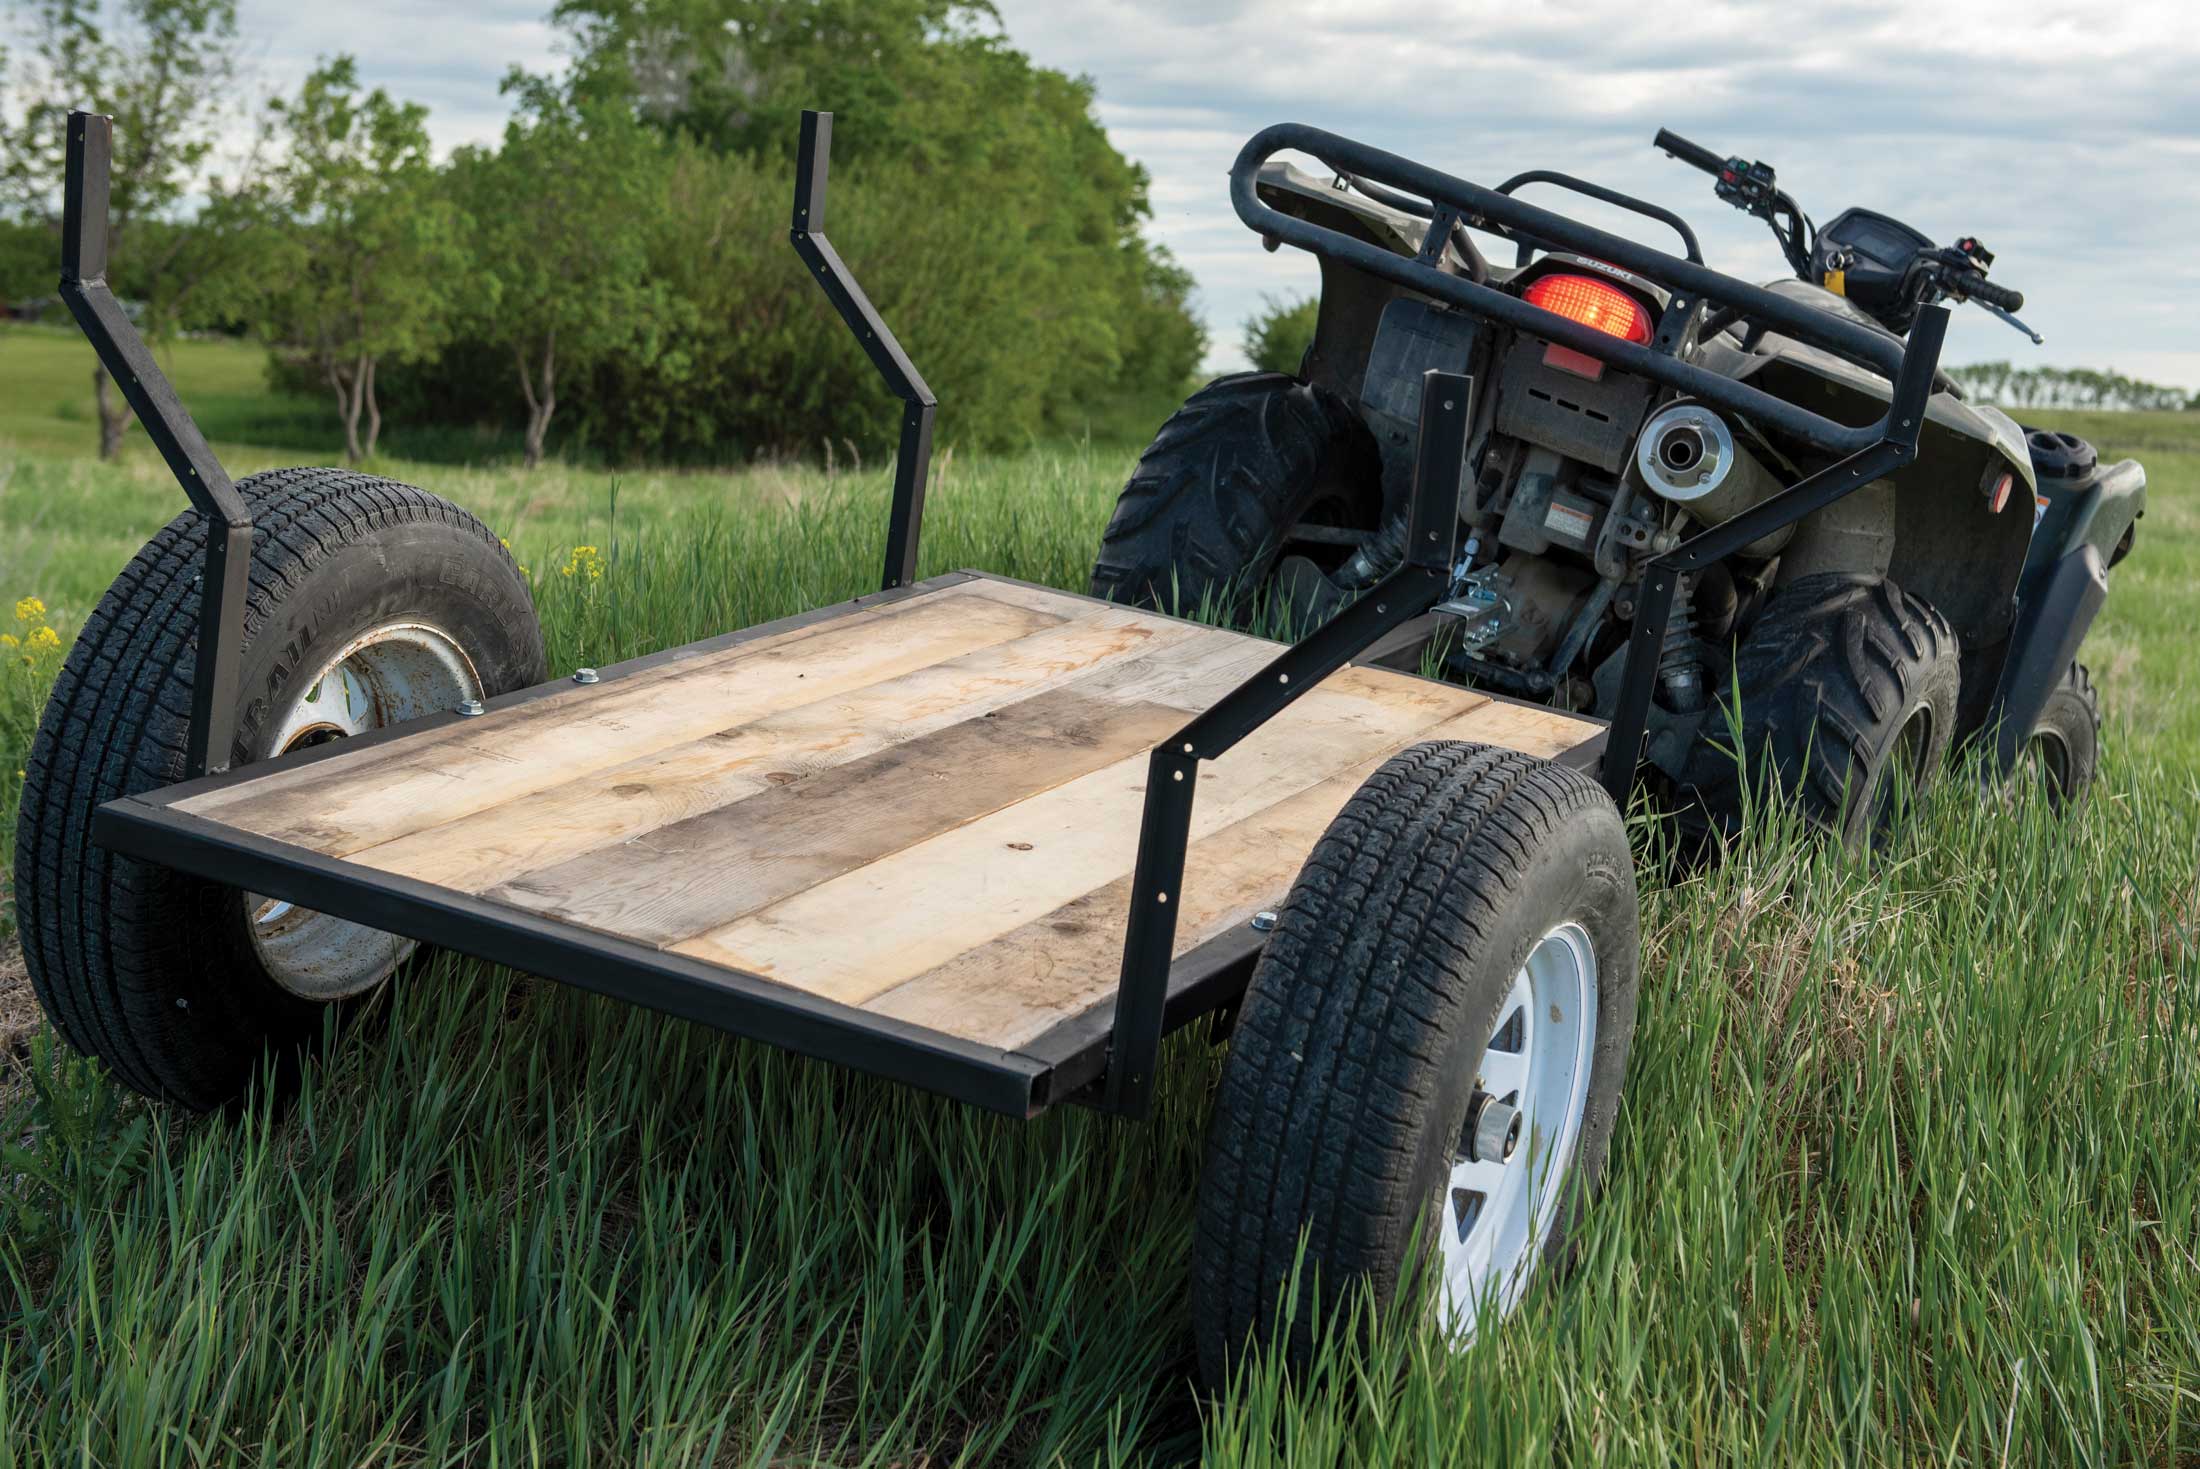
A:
[[1978, 300, 2044, 345]]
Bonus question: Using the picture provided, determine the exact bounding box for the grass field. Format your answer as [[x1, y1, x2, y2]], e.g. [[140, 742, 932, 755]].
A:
[[0, 325, 2195, 1465]]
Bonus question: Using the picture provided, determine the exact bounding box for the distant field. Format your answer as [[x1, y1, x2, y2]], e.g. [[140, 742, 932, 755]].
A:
[[1, 326, 2194, 1464]]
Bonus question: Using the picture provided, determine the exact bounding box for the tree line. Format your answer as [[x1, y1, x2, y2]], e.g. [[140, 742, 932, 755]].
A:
[[0, 0, 1207, 467], [1940, 361, 2195, 413]]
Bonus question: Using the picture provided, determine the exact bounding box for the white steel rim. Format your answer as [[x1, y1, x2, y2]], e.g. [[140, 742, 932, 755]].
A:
[[1437, 920, 1599, 1341], [248, 622, 481, 1001]]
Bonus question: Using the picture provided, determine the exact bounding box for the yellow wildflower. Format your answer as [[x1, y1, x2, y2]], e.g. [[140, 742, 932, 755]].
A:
[[0, 634, 16, 649], [29, 626, 59, 651], [561, 545, 605, 581], [14, 596, 45, 622]]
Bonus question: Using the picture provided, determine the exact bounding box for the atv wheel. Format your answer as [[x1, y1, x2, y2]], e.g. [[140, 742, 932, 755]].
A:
[[14, 468, 546, 1108], [2016, 662, 2100, 811], [1680, 574, 1959, 848], [1191, 743, 1640, 1385], [1090, 372, 1381, 622]]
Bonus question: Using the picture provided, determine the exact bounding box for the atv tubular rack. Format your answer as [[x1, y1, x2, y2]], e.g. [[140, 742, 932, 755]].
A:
[[60, 112, 253, 778], [1228, 122, 1953, 796]]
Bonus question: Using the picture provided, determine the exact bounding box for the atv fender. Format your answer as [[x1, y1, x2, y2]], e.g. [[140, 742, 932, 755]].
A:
[[2026, 455, 2145, 595], [1987, 454, 2143, 772], [1990, 543, 2108, 774]]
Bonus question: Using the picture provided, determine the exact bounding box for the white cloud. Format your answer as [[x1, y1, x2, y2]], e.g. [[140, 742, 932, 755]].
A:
[[995, 0, 2200, 384], [25, 0, 2196, 390]]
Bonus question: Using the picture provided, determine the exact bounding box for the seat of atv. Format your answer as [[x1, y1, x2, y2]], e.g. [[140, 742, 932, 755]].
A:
[[101, 575, 1598, 1075]]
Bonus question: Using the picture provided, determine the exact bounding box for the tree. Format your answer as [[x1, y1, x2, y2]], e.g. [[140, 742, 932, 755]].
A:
[[254, 59, 463, 462], [450, 73, 669, 469], [1242, 294, 1318, 376], [0, 0, 251, 458]]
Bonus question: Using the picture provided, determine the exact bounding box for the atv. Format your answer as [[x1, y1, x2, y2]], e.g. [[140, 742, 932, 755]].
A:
[[1094, 124, 2145, 842]]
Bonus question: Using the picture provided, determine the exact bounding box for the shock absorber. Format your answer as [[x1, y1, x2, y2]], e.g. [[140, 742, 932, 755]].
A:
[[1657, 571, 1706, 713]]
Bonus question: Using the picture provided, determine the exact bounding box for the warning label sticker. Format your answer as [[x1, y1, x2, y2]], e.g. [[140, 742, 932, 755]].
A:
[[1544, 501, 1595, 545]]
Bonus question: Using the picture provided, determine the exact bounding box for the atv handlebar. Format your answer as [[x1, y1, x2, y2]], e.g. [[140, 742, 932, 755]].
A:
[[1653, 128, 1725, 177], [1948, 270, 2024, 313]]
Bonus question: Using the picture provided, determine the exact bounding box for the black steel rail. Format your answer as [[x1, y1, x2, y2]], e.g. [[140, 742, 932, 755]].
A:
[[1491, 168, 1704, 266], [790, 110, 938, 592], [60, 112, 253, 778], [1100, 370, 1475, 1116], [1232, 122, 1910, 456]]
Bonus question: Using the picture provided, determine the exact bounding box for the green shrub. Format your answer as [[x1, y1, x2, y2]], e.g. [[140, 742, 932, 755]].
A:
[[1242, 293, 1319, 377]]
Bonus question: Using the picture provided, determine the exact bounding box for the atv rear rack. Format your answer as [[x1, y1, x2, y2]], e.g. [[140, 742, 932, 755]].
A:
[[1229, 122, 1953, 798]]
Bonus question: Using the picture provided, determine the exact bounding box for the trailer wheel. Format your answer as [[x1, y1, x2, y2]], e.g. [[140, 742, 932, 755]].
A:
[[14, 468, 545, 1108], [1191, 743, 1640, 1385], [2017, 662, 2100, 812]]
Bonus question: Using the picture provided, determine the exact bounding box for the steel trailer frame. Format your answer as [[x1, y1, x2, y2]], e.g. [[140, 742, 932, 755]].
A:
[[69, 107, 1942, 1121]]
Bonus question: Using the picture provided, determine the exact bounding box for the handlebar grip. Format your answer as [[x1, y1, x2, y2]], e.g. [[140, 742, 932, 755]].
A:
[[1654, 128, 1725, 176], [1956, 273, 2024, 312]]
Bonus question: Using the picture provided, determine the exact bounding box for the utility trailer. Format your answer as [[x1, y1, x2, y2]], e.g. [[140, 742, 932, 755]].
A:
[[20, 105, 1948, 1383]]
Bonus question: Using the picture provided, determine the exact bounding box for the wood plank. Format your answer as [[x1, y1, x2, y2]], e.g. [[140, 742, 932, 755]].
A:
[[1418, 696, 1601, 759], [348, 609, 1183, 892], [178, 581, 987, 819], [861, 702, 1573, 1047], [347, 614, 1273, 895], [179, 584, 1064, 855], [495, 685, 1192, 942], [666, 667, 1485, 1004]]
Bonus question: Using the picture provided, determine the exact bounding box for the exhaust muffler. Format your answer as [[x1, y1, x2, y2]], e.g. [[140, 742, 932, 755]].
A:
[[1633, 402, 1792, 556]]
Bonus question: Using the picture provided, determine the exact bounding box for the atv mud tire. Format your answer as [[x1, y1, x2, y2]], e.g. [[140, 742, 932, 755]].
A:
[[1090, 372, 1380, 619], [14, 468, 546, 1109], [2018, 662, 2101, 811], [1680, 574, 1960, 848]]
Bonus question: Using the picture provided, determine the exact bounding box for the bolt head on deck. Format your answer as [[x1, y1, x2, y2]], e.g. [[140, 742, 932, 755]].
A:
[[456, 698, 486, 717], [1251, 910, 1278, 932], [572, 667, 600, 684]]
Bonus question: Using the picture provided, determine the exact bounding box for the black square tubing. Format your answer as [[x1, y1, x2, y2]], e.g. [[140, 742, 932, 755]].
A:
[[60, 111, 253, 779], [1099, 370, 1474, 1117], [789, 110, 939, 592], [1599, 306, 1950, 799]]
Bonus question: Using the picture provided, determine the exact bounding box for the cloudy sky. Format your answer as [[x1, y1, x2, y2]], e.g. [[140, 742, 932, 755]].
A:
[[69, 0, 2200, 384]]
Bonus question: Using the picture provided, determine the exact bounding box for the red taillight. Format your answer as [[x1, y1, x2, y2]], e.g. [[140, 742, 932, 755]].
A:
[[1986, 470, 2014, 514], [1524, 273, 1653, 345]]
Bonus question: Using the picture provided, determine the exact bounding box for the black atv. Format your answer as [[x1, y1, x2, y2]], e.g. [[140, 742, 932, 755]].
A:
[[1093, 124, 2144, 843]]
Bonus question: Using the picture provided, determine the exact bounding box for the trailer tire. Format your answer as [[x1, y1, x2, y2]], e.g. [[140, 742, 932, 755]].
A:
[[1680, 574, 1959, 849], [1191, 743, 1639, 1386], [14, 468, 545, 1109], [1090, 372, 1380, 620], [2017, 662, 2100, 812]]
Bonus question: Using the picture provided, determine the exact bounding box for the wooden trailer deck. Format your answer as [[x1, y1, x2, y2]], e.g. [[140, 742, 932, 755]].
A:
[[97, 573, 1601, 1110]]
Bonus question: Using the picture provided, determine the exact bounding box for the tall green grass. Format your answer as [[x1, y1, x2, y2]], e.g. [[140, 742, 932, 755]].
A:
[[0, 415, 2196, 1464]]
